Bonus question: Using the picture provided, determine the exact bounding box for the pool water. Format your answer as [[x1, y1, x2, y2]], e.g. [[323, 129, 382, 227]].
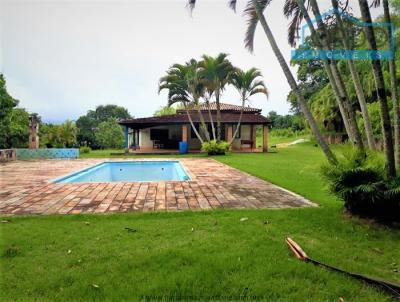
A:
[[53, 161, 190, 183]]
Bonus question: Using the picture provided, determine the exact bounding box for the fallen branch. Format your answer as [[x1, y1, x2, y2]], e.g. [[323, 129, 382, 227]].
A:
[[286, 237, 400, 298]]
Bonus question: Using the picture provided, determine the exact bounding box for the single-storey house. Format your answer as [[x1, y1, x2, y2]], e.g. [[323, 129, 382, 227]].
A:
[[119, 102, 271, 153]]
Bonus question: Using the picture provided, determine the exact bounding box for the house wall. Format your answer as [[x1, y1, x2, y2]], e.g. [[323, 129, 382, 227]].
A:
[[231, 124, 251, 150]]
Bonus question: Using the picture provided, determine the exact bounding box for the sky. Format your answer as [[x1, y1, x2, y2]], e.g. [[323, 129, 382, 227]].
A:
[[0, 0, 381, 123]]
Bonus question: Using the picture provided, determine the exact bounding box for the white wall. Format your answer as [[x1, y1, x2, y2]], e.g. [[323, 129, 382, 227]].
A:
[[231, 125, 251, 150]]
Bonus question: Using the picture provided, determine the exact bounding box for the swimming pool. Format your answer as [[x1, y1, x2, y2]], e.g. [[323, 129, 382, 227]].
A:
[[52, 161, 190, 183]]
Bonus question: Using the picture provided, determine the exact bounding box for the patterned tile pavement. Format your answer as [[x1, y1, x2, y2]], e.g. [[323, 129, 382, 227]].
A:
[[0, 158, 316, 215]]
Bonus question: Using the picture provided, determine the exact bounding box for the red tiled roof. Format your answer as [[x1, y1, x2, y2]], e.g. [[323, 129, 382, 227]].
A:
[[119, 112, 270, 128], [176, 102, 261, 114]]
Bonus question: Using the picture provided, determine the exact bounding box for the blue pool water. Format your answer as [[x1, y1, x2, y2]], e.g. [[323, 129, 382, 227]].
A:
[[53, 161, 190, 183]]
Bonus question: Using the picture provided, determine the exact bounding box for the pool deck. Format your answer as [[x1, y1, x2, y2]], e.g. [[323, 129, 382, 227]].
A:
[[0, 158, 316, 215]]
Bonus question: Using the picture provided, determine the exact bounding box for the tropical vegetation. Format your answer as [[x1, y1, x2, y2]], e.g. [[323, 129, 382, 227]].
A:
[[76, 104, 132, 148], [159, 54, 268, 151], [94, 117, 125, 149], [186, 0, 400, 221], [0, 75, 31, 149], [40, 120, 78, 148]]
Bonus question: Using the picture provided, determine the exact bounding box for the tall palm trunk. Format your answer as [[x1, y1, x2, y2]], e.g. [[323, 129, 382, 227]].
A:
[[184, 104, 204, 144], [215, 89, 222, 142], [358, 0, 396, 178], [383, 0, 400, 168], [330, 62, 364, 149], [331, 0, 376, 150], [230, 96, 245, 145], [206, 99, 216, 140], [196, 106, 210, 142], [297, 0, 353, 142], [251, 0, 337, 164], [308, 0, 364, 149]]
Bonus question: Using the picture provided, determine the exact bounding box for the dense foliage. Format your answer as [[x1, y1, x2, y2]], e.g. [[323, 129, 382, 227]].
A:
[[76, 105, 132, 148], [40, 120, 78, 148], [0, 75, 31, 148], [201, 140, 230, 155], [321, 147, 400, 223], [94, 118, 125, 149], [153, 106, 177, 116]]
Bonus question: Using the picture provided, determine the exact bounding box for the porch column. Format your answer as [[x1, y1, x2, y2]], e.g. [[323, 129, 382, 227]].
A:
[[124, 126, 129, 150], [263, 126, 269, 153], [251, 125, 257, 150], [182, 125, 188, 142]]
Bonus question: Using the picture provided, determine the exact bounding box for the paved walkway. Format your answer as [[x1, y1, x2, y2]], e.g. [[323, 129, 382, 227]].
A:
[[0, 158, 315, 215]]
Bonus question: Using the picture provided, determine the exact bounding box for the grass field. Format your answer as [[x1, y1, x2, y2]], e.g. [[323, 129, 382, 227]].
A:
[[1, 143, 400, 301]]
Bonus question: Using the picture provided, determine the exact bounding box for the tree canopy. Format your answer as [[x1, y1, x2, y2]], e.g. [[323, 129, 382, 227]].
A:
[[76, 104, 132, 148]]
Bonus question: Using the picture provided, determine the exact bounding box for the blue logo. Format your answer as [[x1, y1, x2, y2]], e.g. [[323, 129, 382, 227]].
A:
[[291, 9, 395, 60]]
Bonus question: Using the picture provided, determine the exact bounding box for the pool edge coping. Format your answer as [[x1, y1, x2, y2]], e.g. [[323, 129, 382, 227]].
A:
[[49, 159, 193, 184]]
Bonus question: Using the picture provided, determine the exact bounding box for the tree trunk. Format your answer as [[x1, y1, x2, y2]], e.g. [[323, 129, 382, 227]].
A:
[[195, 103, 210, 142], [330, 62, 364, 149], [252, 0, 337, 164], [383, 0, 400, 168], [215, 89, 222, 142], [184, 104, 203, 144], [230, 96, 245, 145], [331, 0, 376, 150], [297, 1, 353, 141], [206, 100, 216, 140], [347, 60, 376, 149], [307, 0, 364, 149], [358, 0, 396, 178]]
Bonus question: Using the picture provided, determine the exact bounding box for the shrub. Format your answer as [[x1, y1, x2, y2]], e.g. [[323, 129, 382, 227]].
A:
[[321, 146, 400, 223], [80, 146, 91, 154], [201, 140, 230, 155]]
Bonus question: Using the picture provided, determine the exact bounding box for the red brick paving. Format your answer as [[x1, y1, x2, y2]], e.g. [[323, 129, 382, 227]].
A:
[[0, 158, 316, 215]]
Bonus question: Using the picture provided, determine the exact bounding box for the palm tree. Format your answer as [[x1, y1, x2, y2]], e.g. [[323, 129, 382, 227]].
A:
[[158, 62, 206, 143], [198, 53, 234, 142], [358, 0, 396, 178], [185, 59, 211, 141], [203, 89, 216, 140], [381, 0, 400, 168], [59, 120, 77, 147], [242, 0, 337, 164], [229, 67, 268, 144], [188, 0, 337, 164], [330, 0, 376, 150], [292, 0, 364, 150]]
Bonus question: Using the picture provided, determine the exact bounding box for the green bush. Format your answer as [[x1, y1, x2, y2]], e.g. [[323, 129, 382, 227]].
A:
[[80, 146, 91, 154], [321, 146, 400, 223], [201, 140, 229, 155]]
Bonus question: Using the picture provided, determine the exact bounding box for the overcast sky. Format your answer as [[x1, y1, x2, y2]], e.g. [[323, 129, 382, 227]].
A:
[[0, 0, 381, 123]]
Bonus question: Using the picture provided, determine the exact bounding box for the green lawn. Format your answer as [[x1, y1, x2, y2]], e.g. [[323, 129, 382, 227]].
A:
[[1, 143, 400, 301]]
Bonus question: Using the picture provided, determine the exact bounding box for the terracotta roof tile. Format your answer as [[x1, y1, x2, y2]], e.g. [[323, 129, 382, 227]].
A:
[[119, 112, 270, 128], [176, 102, 261, 113]]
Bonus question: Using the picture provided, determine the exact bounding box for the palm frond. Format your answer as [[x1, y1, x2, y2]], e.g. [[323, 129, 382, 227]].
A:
[[370, 0, 380, 8], [228, 0, 237, 12], [284, 0, 304, 47], [243, 0, 272, 53]]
